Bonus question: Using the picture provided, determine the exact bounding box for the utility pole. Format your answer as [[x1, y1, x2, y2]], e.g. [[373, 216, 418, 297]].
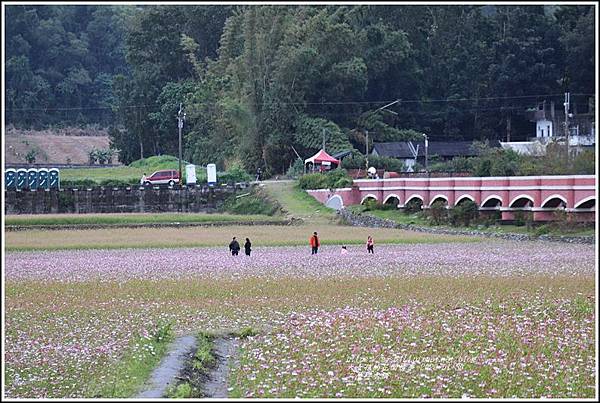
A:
[[423, 133, 429, 174], [365, 129, 369, 173], [564, 92, 570, 165], [177, 103, 185, 186], [322, 128, 326, 151]]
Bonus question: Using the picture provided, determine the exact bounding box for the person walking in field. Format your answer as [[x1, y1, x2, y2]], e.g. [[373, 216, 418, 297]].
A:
[[244, 238, 252, 256], [310, 231, 320, 255], [366, 235, 374, 254], [229, 237, 240, 256]]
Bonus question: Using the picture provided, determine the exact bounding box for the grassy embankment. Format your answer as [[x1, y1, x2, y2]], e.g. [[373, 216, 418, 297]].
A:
[[260, 181, 337, 223], [59, 155, 207, 184]]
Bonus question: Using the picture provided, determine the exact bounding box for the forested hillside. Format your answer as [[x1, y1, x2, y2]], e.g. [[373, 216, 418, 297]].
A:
[[5, 5, 132, 127], [5, 4, 595, 175]]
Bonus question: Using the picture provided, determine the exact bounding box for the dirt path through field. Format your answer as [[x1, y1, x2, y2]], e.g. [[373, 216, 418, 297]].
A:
[[203, 336, 240, 398], [136, 335, 197, 398]]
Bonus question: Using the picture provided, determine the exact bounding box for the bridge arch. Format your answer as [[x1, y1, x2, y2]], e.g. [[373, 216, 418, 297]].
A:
[[404, 194, 424, 211], [383, 194, 401, 207], [429, 194, 448, 207], [325, 195, 344, 210], [405, 194, 424, 204], [454, 194, 476, 206], [574, 196, 595, 209], [541, 194, 567, 208], [509, 194, 534, 208], [360, 194, 378, 205], [481, 195, 503, 208]]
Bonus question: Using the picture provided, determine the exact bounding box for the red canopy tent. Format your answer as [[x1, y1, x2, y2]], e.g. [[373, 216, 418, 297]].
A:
[[304, 149, 341, 172]]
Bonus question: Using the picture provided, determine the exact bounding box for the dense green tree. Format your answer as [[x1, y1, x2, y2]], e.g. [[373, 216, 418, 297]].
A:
[[554, 6, 595, 94], [4, 4, 594, 175], [5, 5, 132, 127], [486, 6, 565, 141]]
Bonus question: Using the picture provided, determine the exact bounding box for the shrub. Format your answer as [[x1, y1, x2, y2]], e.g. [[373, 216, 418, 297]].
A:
[[285, 159, 305, 178], [362, 198, 379, 211], [169, 383, 192, 398], [25, 149, 37, 164], [514, 211, 534, 228], [449, 199, 479, 227], [429, 156, 474, 173], [218, 164, 252, 184], [341, 154, 406, 172], [572, 149, 595, 175], [225, 195, 278, 215], [238, 327, 258, 338], [298, 173, 328, 190], [222, 191, 280, 216], [129, 155, 179, 169], [98, 178, 138, 188], [533, 224, 551, 236], [97, 149, 114, 165], [88, 149, 99, 165], [380, 201, 399, 210], [193, 332, 216, 372], [340, 154, 366, 169], [60, 178, 97, 189], [298, 169, 352, 189], [427, 199, 448, 225], [326, 168, 353, 188], [153, 321, 174, 344], [404, 198, 423, 213], [551, 209, 579, 233], [368, 155, 406, 172], [479, 210, 501, 226]]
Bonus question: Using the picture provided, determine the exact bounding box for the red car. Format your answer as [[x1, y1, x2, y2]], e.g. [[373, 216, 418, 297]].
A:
[[142, 170, 180, 187]]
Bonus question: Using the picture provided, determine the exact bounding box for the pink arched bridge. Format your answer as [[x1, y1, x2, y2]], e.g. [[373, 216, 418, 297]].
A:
[[306, 175, 596, 221]]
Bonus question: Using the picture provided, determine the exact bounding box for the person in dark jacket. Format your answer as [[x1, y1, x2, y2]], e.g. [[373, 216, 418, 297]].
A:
[[229, 237, 240, 256], [244, 238, 252, 256]]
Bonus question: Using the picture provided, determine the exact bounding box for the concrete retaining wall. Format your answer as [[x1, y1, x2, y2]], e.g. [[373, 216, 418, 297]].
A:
[[4, 184, 250, 214]]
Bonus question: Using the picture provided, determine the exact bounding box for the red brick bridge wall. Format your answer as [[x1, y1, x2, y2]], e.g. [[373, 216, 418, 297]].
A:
[[306, 175, 596, 222]]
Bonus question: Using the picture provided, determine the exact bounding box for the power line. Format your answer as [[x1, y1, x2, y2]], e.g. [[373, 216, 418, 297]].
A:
[[318, 103, 591, 117], [6, 104, 158, 112], [5, 93, 594, 112]]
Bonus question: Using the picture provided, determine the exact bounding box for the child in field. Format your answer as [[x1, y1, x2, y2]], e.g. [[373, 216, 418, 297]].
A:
[[366, 236, 374, 254], [341, 245, 348, 255]]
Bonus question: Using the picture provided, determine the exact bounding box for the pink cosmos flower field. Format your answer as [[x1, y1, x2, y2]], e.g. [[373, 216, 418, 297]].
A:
[[4, 241, 596, 398], [5, 241, 595, 282]]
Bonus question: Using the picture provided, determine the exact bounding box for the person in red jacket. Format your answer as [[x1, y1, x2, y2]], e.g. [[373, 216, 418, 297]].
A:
[[310, 231, 320, 255]]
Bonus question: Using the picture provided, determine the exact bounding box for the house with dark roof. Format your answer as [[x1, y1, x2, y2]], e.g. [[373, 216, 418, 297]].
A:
[[371, 140, 501, 172]]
